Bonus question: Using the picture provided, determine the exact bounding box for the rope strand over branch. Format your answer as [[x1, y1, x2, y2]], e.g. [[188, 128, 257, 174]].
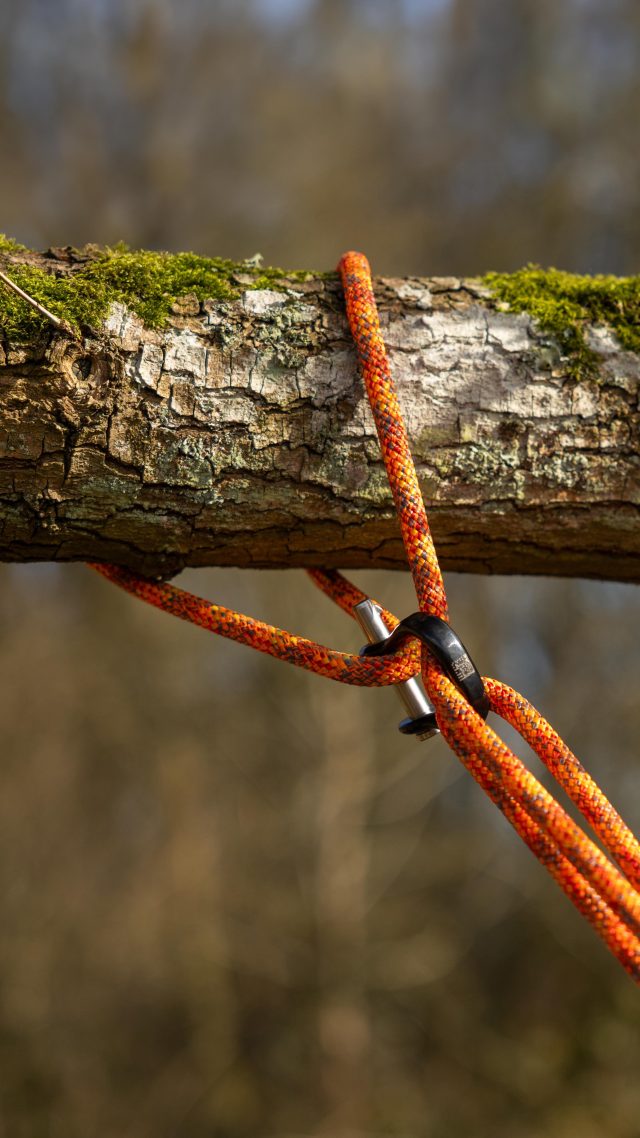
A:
[[92, 251, 640, 982]]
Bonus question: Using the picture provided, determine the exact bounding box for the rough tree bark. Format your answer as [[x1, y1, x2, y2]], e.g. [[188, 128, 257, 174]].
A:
[[0, 248, 638, 581]]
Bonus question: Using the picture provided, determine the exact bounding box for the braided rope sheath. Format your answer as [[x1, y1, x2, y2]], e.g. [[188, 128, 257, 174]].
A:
[[90, 564, 420, 686], [91, 250, 640, 982], [337, 259, 448, 621]]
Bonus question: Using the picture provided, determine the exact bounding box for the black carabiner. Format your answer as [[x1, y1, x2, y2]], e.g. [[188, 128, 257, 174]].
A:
[[361, 612, 490, 720]]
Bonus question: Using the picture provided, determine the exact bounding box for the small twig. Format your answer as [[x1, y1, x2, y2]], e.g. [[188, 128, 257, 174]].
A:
[[0, 266, 70, 332]]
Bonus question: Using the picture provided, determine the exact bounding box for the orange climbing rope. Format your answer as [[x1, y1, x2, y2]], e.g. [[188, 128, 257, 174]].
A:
[[91, 251, 640, 982]]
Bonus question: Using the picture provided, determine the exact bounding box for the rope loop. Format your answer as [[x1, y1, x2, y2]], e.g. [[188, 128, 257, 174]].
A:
[[91, 252, 640, 983]]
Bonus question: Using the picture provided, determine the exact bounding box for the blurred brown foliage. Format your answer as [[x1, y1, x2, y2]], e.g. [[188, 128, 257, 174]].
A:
[[1, 2, 640, 1136]]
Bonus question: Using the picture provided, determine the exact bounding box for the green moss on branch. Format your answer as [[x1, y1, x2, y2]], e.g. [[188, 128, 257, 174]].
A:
[[0, 235, 27, 254], [0, 239, 319, 342], [484, 265, 640, 377]]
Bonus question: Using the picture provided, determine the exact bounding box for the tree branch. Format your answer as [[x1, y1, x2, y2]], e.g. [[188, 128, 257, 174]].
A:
[[0, 246, 638, 581]]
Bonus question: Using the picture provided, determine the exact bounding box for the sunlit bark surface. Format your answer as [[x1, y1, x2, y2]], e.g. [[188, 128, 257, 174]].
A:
[[1, 251, 638, 580]]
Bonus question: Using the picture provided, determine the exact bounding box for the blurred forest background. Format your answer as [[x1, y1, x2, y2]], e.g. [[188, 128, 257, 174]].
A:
[[1, 2, 640, 1136]]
